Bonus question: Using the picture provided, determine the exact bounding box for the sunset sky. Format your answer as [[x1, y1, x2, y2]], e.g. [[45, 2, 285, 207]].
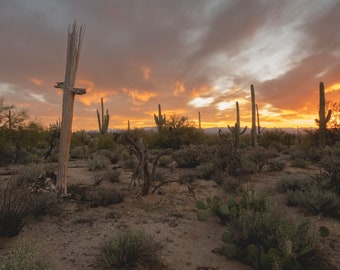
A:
[[0, 0, 339, 131]]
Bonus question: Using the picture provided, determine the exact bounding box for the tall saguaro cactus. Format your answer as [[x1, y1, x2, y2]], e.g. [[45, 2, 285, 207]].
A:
[[315, 82, 331, 147], [97, 97, 110, 134], [228, 101, 247, 148], [154, 104, 166, 131], [57, 21, 86, 195], [256, 104, 265, 144], [198, 111, 201, 129], [250, 84, 257, 147]]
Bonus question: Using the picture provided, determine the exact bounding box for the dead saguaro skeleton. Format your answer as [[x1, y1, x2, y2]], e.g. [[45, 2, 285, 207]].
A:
[[56, 22, 85, 195]]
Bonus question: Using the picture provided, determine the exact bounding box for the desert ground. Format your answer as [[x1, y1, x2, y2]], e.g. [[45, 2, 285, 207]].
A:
[[0, 158, 339, 270]]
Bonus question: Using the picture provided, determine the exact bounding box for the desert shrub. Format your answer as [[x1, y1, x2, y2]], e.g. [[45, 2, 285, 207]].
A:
[[70, 146, 91, 159], [87, 154, 111, 171], [0, 138, 15, 165], [93, 169, 121, 185], [196, 190, 331, 269], [318, 143, 340, 195], [99, 228, 161, 268], [68, 185, 122, 207], [172, 146, 204, 168], [30, 192, 58, 217], [214, 144, 242, 176], [121, 149, 138, 169], [268, 157, 286, 171], [0, 244, 55, 270], [243, 147, 278, 172], [291, 157, 308, 169], [0, 182, 33, 237], [306, 146, 324, 163], [223, 176, 241, 193], [13, 163, 53, 188], [96, 133, 116, 150], [290, 149, 308, 160], [197, 162, 216, 180], [157, 154, 173, 167], [287, 189, 340, 219], [260, 129, 297, 150], [210, 171, 241, 193], [222, 210, 330, 270], [276, 174, 313, 193], [196, 188, 267, 224], [239, 158, 257, 174]]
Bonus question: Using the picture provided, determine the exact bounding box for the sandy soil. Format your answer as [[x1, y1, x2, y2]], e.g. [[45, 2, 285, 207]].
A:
[[0, 160, 339, 270]]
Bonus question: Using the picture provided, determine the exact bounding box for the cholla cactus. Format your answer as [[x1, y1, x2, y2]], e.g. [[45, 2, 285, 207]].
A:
[[97, 97, 110, 134]]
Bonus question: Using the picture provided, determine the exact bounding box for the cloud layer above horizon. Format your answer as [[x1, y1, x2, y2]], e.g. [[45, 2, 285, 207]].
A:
[[0, 0, 339, 130]]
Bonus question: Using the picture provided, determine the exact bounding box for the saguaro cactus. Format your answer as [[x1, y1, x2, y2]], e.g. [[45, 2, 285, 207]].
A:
[[250, 84, 256, 147], [228, 101, 247, 148], [57, 21, 86, 195], [198, 111, 201, 129], [315, 82, 331, 147], [256, 104, 265, 144], [154, 104, 166, 131], [97, 97, 110, 134]]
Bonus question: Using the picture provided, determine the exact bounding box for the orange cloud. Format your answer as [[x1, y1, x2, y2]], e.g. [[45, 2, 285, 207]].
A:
[[190, 86, 211, 97], [173, 81, 186, 96], [141, 66, 150, 80], [76, 79, 118, 106], [325, 82, 340, 93], [122, 88, 157, 104], [30, 78, 43, 85]]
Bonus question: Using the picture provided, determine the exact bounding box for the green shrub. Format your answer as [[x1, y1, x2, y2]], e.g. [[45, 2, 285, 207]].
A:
[[0, 244, 55, 270], [121, 150, 138, 169], [87, 154, 111, 171], [222, 210, 329, 270], [197, 162, 216, 180], [94, 169, 122, 185], [157, 154, 173, 167], [197, 191, 331, 269], [268, 158, 286, 171], [99, 228, 161, 268], [70, 146, 91, 159], [172, 146, 204, 168], [14, 163, 52, 188], [291, 158, 308, 169], [68, 185, 122, 207], [196, 188, 267, 224], [0, 182, 32, 237], [276, 174, 313, 193], [287, 189, 340, 218], [319, 144, 340, 195]]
